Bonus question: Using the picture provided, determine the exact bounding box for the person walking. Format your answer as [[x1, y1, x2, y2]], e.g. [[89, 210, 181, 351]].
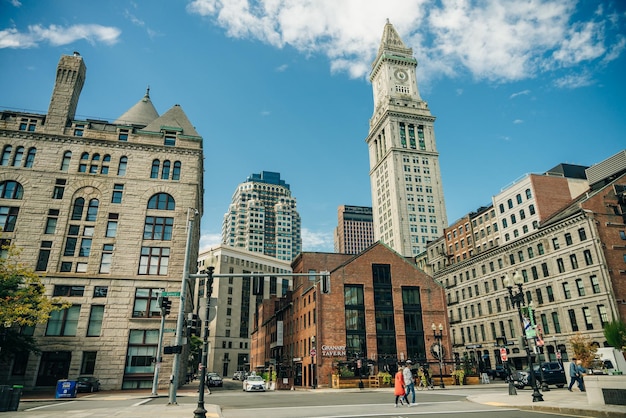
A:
[[403, 361, 416, 404], [394, 365, 411, 407], [568, 358, 586, 392]]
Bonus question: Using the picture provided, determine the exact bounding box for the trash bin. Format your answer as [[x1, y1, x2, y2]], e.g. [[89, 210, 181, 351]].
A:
[[7, 385, 22, 411], [0, 385, 11, 412], [55, 379, 77, 399]]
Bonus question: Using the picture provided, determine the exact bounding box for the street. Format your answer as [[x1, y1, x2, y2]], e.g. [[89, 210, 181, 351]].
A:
[[13, 379, 588, 418]]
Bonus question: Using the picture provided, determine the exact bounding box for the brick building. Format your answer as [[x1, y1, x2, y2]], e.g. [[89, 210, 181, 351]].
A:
[[250, 242, 450, 388]]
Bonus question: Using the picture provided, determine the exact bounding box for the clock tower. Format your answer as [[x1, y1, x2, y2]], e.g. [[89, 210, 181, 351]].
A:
[[366, 20, 448, 257]]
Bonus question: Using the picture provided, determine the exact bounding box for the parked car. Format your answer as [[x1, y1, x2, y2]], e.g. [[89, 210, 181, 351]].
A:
[[206, 372, 223, 387], [514, 362, 566, 389], [486, 365, 508, 380], [76, 376, 100, 393], [243, 375, 266, 392]]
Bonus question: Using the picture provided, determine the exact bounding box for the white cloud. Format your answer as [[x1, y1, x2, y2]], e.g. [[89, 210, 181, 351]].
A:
[[275, 64, 288, 72], [509, 90, 530, 99], [301, 227, 334, 252], [186, 0, 625, 86], [199, 232, 221, 251], [553, 73, 594, 89], [0, 24, 121, 49], [513, 119, 523, 124]]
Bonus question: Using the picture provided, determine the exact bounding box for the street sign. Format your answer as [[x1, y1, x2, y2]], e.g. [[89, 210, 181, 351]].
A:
[[500, 348, 508, 362], [162, 291, 180, 297], [310, 348, 316, 357]]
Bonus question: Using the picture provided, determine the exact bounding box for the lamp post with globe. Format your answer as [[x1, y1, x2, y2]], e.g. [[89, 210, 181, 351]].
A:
[[431, 323, 445, 388]]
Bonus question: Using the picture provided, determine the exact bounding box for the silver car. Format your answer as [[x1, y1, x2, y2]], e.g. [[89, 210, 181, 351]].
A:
[[243, 375, 266, 392]]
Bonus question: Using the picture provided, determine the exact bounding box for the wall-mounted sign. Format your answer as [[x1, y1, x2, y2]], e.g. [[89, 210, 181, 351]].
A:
[[321, 345, 346, 357]]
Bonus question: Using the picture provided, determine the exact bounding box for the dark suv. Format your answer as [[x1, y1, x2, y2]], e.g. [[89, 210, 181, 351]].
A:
[[514, 361, 566, 389]]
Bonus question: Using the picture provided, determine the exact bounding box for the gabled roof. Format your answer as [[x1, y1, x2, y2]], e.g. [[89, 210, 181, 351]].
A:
[[141, 104, 200, 138], [377, 19, 412, 58], [114, 88, 159, 127]]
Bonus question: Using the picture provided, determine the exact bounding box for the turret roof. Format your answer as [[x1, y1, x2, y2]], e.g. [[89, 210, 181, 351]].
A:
[[114, 88, 159, 127]]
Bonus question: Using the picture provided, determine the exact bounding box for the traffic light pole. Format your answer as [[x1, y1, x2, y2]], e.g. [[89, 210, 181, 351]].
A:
[[151, 306, 167, 397], [194, 266, 214, 418]]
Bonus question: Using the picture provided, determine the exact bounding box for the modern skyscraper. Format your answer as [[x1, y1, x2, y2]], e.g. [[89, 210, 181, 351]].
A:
[[366, 20, 448, 257], [334, 205, 374, 254], [222, 171, 302, 261]]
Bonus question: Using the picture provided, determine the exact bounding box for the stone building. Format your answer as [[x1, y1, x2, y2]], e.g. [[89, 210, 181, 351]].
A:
[[196, 244, 292, 378], [0, 53, 203, 390], [430, 150, 626, 371], [250, 243, 451, 388], [366, 21, 448, 257]]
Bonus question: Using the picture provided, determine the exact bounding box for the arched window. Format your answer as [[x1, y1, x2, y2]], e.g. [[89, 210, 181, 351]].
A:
[[79, 152, 89, 172], [525, 188, 532, 199], [12, 146, 24, 167], [61, 151, 72, 171], [1, 145, 12, 166], [85, 198, 99, 221], [0, 180, 24, 199], [172, 161, 181, 180], [147, 193, 175, 210], [161, 160, 170, 180], [72, 197, 85, 220], [117, 156, 128, 176], [25, 147, 36, 168], [90, 154, 100, 174], [101, 155, 111, 175], [150, 160, 160, 179]]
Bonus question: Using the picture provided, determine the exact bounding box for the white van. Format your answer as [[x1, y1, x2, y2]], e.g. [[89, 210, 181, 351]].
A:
[[594, 347, 626, 374]]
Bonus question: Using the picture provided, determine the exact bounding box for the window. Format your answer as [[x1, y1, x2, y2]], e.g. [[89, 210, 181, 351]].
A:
[[164, 131, 176, 146], [570, 254, 578, 270], [537, 243, 544, 255], [565, 233, 573, 246], [535, 288, 544, 304], [546, 286, 555, 302], [150, 160, 160, 179], [53, 179, 66, 199], [94, 286, 108, 297], [620, 231, 626, 240], [161, 160, 170, 179], [87, 305, 104, 336], [78, 152, 89, 172], [117, 156, 128, 176], [575, 279, 585, 296], [557, 258, 565, 273], [582, 307, 593, 330], [125, 329, 158, 374], [531, 266, 539, 280], [53, 285, 85, 296], [541, 314, 550, 334], [552, 238, 560, 250], [35, 241, 52, 271], [12, 146, 24, 166], [81, 352, 97, 375], [516, 194, 522, 204], [132, 288, 162, 318], [0, 145, 11, 165], [172, 161, 181, 180], [590, 275, 600, 294], [597, 305, 608, 327], [100, 244, 114, 273], [525, 188, 532, 199], [568, 309, 578, 331], [147, 193, 175, 210], [138, 247, 170, 275], [552, 312, 561, 333], [563, 282, 571, 299], [578, 228, 587, 241], [106, 213, 118, 237], [118, 129, 129, 141], [74, 124, 85, 136], [507, 199, 513, 209], [60, 151, 72, 171], [44, 209, 59, 234], [112, 184, 124, 204], [46, 305, 80, 336], [86, 198, 99, 221], [0, 206, 19, 232], [510, 214, 516, 224], [583, 250, 593, 265], [541, 263, 549, 277], [0, 180, 23, 199], [71, 198, 84, 220], [19, 118, 37, 132], [143, 217, 173, 240], [499, 203, 505, 213], [100, 155, 110, 174]]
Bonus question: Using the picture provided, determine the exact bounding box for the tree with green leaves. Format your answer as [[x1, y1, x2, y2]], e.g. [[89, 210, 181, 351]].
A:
[[0, 244, 68, 359], [603, 320, 626, 351]]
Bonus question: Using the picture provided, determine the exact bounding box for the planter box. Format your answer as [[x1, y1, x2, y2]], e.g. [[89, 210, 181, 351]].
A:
[[583, 374, 626, 406]]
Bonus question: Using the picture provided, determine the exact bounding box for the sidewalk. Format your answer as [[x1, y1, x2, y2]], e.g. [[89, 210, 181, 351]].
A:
[[17, 382, 626, 418]]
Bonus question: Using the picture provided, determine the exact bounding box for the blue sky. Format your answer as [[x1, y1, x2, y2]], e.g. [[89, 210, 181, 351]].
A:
[[1, 0, 625, 253]]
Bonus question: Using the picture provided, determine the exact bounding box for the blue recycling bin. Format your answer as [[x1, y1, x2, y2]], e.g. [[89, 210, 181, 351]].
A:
[[55, 379, 77, 399]]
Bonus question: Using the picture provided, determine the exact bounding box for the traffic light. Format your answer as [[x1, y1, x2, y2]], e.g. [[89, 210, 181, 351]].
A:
[[321, 271, 331, 294], [187, 313, 199, 337], [159, 296, 171, 316]]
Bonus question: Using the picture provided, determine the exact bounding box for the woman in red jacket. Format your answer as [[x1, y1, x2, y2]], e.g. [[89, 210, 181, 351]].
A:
[[394, 365, 411, 407]]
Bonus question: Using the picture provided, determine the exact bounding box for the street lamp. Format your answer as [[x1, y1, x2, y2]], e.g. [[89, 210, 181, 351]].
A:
[[503, 271, 543, 402], [431, 323, 445, 388]]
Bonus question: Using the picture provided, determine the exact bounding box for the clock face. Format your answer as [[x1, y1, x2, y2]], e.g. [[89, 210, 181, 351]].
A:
[[394, 69, 408, 82]]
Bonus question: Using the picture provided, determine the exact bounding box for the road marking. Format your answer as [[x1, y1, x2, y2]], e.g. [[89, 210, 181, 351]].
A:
[[133, 398, 153, 407], [25, 401, 78, 411]]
